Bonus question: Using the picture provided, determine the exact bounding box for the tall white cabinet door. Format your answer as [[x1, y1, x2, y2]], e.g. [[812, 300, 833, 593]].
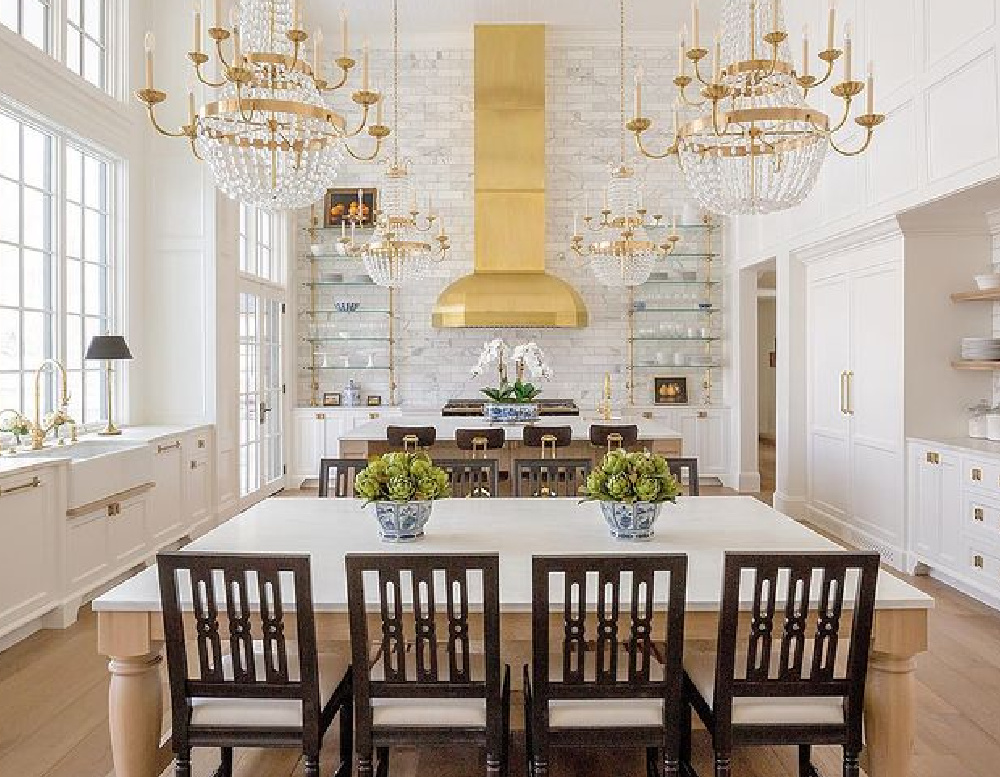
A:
[[849, 262, 904, 552], [911, 448, 942, 562], [808, 271, 852, 523]]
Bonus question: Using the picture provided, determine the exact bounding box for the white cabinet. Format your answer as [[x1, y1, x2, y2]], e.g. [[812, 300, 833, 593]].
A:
[[0, 467, 60, 638], [291, 408, 402, 484], [148, 438, 185, 547], [108, 494, 149, 569], [910, 446, 962, 568], [184, 430, 214, 537], [807, 255, 905, 569], [673, 409, 729, 475]]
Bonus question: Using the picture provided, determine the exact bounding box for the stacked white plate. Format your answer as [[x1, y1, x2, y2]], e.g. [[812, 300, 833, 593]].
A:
[[961, 337, 1000, 360]]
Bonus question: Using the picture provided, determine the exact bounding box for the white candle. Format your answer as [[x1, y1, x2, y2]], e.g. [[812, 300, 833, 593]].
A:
[[843, 21, 852, 82], [692, 0, 700, 48], [233, 25, 242, 66], [144, 32, 155, 89], [573, 212, 579, 235], [673, 105, 679, 136], [341, 219, 346, 239], [802, 24, 809, 77], [340, 9, 349, 57], [428, 193, 434, 217], [585, 192, 590, 216], [214, 0, 222, 28], [193, 2, 201, 54], [375, 86, 383, 124], [292, 0, 301, 29], [314, 28, 323, 79], [712, 31, 720, 82], [362, 39, 370, 90], [679, 25, 688, 74], [827, 0, 836, 51], [357, 189, 364, 221], [439, 219, 445, 237], [771, 0, 779, 33], [866, 61, 874, 114], [634, 67, 643, 117], [187, 88, 196, 124]]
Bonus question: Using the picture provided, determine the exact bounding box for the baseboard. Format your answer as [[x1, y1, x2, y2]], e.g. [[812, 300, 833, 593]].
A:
[[921, 564, 1000, 612], [805, 504, 905, 571], [773, 492, 807, 520], [737, 470, 762, 493]]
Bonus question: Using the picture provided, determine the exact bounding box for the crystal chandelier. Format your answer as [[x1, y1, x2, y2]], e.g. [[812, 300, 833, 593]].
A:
[[570, 0, 680, 288], [627, 0, 885, 216], [135, 0, 389, 211]]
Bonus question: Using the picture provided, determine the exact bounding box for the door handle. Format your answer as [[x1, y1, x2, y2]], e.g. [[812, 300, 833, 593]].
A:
[[845, 371, 855, 416], [259, 402, 272, 425], [839, 371, 847, 415]]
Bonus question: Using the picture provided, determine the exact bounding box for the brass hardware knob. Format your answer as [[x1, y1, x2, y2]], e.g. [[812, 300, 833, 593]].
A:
[[975, 507, 985, 522], [926, 452, 940, 465], [197, 438, 206, 449], [697, 411, 708, 419], [369, 413, 380, 420], [107, 502, 121, 517], [641, 411, 653, 419], [190, 460, 199, 470], [973, 554, 984, 569], [157, 441, 181, 454], [972, 468, 983, 482], [315, 413, 326, 420]]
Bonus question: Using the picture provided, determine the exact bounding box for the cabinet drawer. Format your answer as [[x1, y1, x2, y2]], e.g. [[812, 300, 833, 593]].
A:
[[962, 457, 1000, 493], [964, 493, 1000, 545], [65, 510, 109, 592], [966, 544, 1000, 594]]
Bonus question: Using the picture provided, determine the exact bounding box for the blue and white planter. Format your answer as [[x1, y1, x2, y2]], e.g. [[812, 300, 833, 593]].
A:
[[371, 500, 434, 542], [483, 402, 539, 423], [600, 500, 664, 540]]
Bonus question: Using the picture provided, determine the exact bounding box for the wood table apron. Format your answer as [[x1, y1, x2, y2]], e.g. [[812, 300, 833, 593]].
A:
[[97, 604, 926, 777]]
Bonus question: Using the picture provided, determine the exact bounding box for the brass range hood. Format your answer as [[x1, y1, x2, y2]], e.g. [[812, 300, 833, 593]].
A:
[[432, 25, 588, 328]]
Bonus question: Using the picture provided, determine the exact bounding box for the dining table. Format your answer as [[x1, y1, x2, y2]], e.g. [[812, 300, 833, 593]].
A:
[[94, 496, 932, 777]]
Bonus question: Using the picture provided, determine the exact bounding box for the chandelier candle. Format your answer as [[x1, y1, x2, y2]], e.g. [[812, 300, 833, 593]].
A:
[[193, 3, 201, 54], [340, 9, 348, 57], [144, 33, 154, 90]]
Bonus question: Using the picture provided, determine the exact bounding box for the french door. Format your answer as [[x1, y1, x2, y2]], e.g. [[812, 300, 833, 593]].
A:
[[238, 290, 285, 508]]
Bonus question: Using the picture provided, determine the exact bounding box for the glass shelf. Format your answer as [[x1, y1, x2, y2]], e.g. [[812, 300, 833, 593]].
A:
[[304, 366, 391, 371], [306, 337, 391, 343], [632, 336, 720, 342], [633, 306, 720, 313], [307, 254, 364, 261], [303, 281, 380, 288], [659, 252, 721, 258], [641, 279, 720, 285], [303, 309, 391, 315], [632, 364, 722, 370]]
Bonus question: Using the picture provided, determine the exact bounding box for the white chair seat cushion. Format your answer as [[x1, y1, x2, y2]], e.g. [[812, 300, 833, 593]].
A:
[[548, 698, 664, 728], [684, 651, 845, 727], [371, 698, 488, 728], [189, 647, 346, 728]]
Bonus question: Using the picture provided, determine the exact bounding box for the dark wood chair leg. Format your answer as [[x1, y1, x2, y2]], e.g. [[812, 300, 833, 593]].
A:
[[714, 754, 732, 777], [358, 752, 375, 777], [175, 749, 192, 777], [532, 757, 549, 777], [219, 747, 233, 777], [303, 753, 320, 777], [647, 747, 660, 777], [844, 749, 861, 777], [798, 745, 812, 777], [376, 746, 390, 777], [522, 666, 534, 777], [337, 695, 353, 777], [680, 701, 692, 767]]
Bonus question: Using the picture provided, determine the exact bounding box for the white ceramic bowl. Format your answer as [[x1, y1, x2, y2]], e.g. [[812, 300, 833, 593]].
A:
[[975, 274, 1000, 290]]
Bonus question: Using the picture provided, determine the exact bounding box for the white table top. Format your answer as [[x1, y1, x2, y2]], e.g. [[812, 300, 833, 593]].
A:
[[94, 496, 932, 614], [340, 414, 683, 442]]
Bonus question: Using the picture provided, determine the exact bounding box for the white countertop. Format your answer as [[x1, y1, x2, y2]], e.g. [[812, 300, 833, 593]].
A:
[[94, 496, 932, 613], [909, 435, 1000, 456], [340, 414, 683, 442]]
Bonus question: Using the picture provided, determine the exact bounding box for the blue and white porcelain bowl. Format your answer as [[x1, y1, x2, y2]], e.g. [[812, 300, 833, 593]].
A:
[[600, 501, 664, 540], [372, 501, 433, 541], [483, 402, 539, 423]]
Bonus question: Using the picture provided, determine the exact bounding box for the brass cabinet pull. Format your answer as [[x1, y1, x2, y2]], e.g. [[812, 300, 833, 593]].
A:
[[197, 438, 206, 449], [641, 411, 653, 419], [697, 411, 708, 419], [839, 371, 847, 415], [107, 502, 121, 517], [190, 460, 201, 470], [845, 371, 855, 415], [315, 413, 326, 420], [926, 451, 940, 465], [973, 554, 985, 569], [974, 507, 985, 522], [972, 468, 983, 482], [0, 476, 41, 499], [369, 413, 380, 420], [157, 440, 181, 454]]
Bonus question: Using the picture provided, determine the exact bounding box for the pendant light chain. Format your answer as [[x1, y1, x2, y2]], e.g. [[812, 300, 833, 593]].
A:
[[392, 0, 400, 165], [619, 0, 626, 165]]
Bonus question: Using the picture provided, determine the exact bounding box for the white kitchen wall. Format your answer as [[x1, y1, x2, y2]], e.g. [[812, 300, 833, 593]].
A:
[[294, 39, 723, 410]]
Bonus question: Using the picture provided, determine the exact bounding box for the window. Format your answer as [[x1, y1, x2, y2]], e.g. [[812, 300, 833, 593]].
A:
[[0, 0, 50, 52], [0, 104, 116, 430], [239, 203, 282, 284], [65, 0, 107, 90]]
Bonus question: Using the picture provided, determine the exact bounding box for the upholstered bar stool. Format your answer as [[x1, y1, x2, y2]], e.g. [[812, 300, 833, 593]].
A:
[[456, 427, 506, 458], [386, 425, 437, 453], [522, 425, 573, 460], [589, 424, 639, 454]]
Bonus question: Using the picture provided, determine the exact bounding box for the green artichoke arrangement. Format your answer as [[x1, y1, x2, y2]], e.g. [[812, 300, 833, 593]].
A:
[[354, 452, 452, 503], [581, 449, 681, 504]]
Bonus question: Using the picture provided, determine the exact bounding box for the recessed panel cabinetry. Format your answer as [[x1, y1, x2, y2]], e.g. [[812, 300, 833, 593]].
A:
[[908, 439, 1000, 609], [640, 406, 730, 478], [291, 408, 402, 484], [148, 438, 185, 545]]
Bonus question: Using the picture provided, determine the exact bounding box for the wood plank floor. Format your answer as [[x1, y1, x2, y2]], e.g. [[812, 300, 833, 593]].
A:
[[2, 494, 999, 777]]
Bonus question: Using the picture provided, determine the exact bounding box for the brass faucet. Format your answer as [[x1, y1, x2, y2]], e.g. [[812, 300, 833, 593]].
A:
[[598, 372, 613, 421], [29, 359, 75, 450]]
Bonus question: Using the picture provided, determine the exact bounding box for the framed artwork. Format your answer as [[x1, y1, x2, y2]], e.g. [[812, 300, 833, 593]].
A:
[[366, 395, 383, 407], [322, 392, 342, 407], [654, 377, 689, 406], [324, 187, 377, 228]]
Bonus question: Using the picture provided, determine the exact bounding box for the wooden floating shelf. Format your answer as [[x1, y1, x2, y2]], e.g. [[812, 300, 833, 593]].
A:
[[951, 289, 1000, 302], [952, 360, 1000, 371]]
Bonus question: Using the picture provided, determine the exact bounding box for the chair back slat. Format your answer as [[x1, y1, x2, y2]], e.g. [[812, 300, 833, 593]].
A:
[[435, 459, 499, 498], [666, 457, 700, 496], [514, 458, 592, 498], [714, 552, 879, 724], [318, 458, 368, 498], [532, 555, 688, 705]]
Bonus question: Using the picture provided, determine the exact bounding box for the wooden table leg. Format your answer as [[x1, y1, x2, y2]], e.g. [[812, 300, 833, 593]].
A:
[[108, 652, 167, 777]]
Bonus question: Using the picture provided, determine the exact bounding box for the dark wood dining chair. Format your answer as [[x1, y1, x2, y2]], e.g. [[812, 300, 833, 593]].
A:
[[435, 458, 500, 498], [456, 428, 506, 458], [386, 425, 437, 452], [682, 551, 880, 777], [514, 458, 592, 498], [666, 457, 700, 496], [346, 553, 511, 777], [318, 458, 369, 498], [589, 424, 639, 453], [157, 552, 353, 777], [524, 554, 689, 777], [522, 425, 573, 459]]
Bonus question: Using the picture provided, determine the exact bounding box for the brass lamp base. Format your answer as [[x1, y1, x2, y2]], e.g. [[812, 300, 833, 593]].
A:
[[98, 425, 122, 436]]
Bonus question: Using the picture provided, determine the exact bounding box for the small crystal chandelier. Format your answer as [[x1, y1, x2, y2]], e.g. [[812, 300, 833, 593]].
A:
[[340, 0, 450, 288], [570, 0, 680, 288], [135, 0, 389, 211], [627, 0, 885, 216]]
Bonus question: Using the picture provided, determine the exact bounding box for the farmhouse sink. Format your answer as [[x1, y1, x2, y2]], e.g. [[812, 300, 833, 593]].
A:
[[14, 439, 153, 510]]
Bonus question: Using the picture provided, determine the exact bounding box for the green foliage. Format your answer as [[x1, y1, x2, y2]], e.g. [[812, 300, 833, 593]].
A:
[[480, 379, 542, 404], [354, 452, 452, 503], [580, 449, 681, 505]]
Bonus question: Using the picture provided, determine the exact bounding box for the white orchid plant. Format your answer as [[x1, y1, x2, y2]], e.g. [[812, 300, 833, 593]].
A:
[[470, 338, 553, 404]]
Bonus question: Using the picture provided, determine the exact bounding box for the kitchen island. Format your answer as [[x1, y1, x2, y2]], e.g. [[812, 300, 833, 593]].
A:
[[338, 413, 684, 467]]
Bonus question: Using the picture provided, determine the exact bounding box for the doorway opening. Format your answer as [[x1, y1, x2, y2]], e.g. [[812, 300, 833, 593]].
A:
[[757, 264, 777, 504]]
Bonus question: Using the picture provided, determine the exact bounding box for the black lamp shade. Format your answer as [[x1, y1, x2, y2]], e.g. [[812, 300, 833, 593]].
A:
[[85, 335, 133, 361]]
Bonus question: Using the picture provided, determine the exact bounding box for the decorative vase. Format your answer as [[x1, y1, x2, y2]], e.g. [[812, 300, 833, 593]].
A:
[[599, 501, 664, 540], [371, 500, 433, 542], [483, 402, 539, 423]]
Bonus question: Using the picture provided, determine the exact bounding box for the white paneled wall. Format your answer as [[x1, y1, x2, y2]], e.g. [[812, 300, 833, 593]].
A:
[[295, 40, 721, 410]]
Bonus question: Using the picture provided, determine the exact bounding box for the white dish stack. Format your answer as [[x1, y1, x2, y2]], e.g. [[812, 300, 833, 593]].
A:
[[961, 337, 1000, 361]]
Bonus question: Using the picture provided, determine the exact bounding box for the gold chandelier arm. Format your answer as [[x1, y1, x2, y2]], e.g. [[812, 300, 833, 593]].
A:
[[143, 103, 193, 139], [632, 130, 677, 160], [691, 56, 715, 89], [800, 51, 840, 95], [828, 95, 856, 133], [829, 124, 879, 157], [678, 84, 708, 108], [339, 103, 371, 138], [193, 60, 227, 88], [215, 35, 233, 71], [318, 61, 352, 92], [343, 135, 383, 161], [189, 134, 204, 160]]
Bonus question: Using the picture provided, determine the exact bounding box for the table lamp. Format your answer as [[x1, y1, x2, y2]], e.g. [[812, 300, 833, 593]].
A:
[[84, 335, 133, 436]]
